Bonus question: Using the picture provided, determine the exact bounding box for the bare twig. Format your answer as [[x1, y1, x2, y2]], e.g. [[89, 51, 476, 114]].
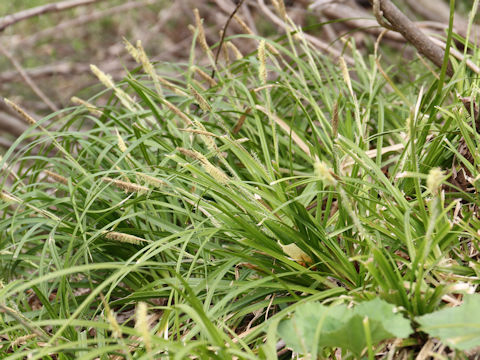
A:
[[404, 0, 478, 39], [212, 0, 246, 80], [16, 0, 156, 48], [0, 44, 59, 112], [0, 137, 14, 150], [430, 36, 480, 74], [0, 0, 105, 32], [0, 61, 131, 83], [370, 0, 453, 76], [0, 112, 29, 137]]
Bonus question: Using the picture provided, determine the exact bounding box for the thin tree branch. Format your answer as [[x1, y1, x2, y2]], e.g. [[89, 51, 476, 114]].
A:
[[430, 36, 480, 74], [404, 0, 471, 35], [0, 44, 59, 112], [0, 137, 14, 150], [212, 0, 246, 80], [0, 112, 29, 137], [0, 61, 130, 83], [370, 0, 453, 76], [16, 0, 155, 48], [0, 0, 105, 32]]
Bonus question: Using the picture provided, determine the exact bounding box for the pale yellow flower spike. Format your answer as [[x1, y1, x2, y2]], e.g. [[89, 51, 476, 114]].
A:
[[188, 84, 211, 112], [314, 161, 337, 187], [71, 96, 103, 117], [271, 0, 287, 20], [427, 168, 444, 196], [4, 98, 36, 125], [90, 65, 137, 112], [136, 302, 152, 353], [339, 57, 354, 98], [125, 38, 163, 97], [101, 295, 122, 339], [90, 64, 115, 89], [115, 128, 127, 153], [227, 41, 243, 60], [194, 8, 213, 58], [258, 40, 267, 85], [0, 190, 20, 203], [102, 177, 149, 194], [135, 172, 166, 188], [177, 148, 229, 184], [105, 231, 148, 245], [44, 170, 68, 185]]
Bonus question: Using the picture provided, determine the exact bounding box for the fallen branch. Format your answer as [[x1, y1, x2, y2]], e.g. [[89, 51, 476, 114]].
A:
[[16, 0, 155, 47], [371, 0, 453, 76], [316, 2, 478, 74], [430, 36, 480, 74], [0, 44, 59, 112], [0, 0, 105, 32], [404, 0, 479, 40], [0, 112, 29, 137], [0, 137, 13, 150], [0, 61, 130, 83]]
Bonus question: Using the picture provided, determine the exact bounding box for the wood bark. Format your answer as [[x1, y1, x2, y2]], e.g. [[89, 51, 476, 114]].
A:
[[374, 0, 453, 76]]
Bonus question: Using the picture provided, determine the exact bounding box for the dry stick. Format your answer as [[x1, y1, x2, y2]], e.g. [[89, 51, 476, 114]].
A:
[[17, 0, 155, 48], [0, 44, 59, 113], [0, 137, 13, 150], [404, 0, 477, 39], [211, 0, 246, 80], [0, 112, 28, 137], [430, 36, 480, 74], [370, 0, 453, 77], [319, 3, 479, 75], [0, 60, 131, 83], [0, 0, 105, 32]]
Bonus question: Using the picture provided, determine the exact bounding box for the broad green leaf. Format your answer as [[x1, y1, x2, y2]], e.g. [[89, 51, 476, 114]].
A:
[[278, 298, 412, 356], [417, 294, 480, 351]]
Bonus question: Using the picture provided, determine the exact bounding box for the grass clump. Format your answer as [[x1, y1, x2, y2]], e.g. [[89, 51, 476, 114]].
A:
[[2, 5, 480, 359]]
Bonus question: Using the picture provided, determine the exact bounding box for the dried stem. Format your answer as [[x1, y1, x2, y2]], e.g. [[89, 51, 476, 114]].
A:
[[0, 44, 59, 112], [211, 0, 246, 80]]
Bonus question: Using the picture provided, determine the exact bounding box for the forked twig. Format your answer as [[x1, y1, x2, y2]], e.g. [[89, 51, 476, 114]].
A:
[[369, 0, 453, 76], [372, 0, 395, 31]]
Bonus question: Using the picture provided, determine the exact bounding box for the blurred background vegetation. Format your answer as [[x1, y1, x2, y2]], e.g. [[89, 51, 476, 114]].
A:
[[0, 0, 477, 148]]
